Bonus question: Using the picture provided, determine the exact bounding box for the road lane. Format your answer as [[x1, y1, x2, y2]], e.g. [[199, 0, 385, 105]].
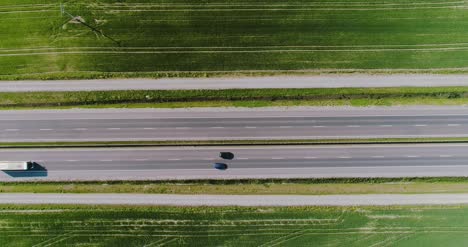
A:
[[4, 108, 468, 141], [2, 144, 468, 181]]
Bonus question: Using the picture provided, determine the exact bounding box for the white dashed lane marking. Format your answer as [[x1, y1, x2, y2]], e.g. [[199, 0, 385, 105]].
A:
[[439, 155, 453, 158], [48, 155, 464, 164]]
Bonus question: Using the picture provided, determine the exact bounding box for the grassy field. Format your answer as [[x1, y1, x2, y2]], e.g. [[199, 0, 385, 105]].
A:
[[4, 87, 468, 108], [1, 204, 468, 246], [3, 0, 468, 79], [4, 178, 468, 194]]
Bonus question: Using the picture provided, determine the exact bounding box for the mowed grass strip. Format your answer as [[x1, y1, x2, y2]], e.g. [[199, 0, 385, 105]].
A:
[[4, 137, 468, 148], [2, 204, 468, 246], [4, 0, 468, 79], [4, 178, 468, 194], [3, 87, 468, 108]]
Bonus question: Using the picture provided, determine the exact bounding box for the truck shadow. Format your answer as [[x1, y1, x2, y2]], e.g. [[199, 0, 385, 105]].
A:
[[2, 162, 48, 178]]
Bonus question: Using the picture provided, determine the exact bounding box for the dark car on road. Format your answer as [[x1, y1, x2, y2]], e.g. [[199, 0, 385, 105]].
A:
[[213, 163, 228, 170], [219, 152, 234, 160]]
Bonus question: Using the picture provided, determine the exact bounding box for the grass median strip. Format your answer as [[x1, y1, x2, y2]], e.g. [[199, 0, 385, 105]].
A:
[[3, 137, 468, 148], [4, 178, 468, 195], [5, 87, 468, 108]]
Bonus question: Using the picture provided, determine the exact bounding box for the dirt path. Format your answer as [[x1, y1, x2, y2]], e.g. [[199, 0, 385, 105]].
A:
[[4, 74, 468, 92], [2, 193, 468, 206]]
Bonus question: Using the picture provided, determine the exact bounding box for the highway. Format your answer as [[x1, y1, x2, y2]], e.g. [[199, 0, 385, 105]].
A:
[[4, 74, 468, 91], [3, 107, 468, 142], [2, 193, 468, 206], [3, 144, 468, 181]]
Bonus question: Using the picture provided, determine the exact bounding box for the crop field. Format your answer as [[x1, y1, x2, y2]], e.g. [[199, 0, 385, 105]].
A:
[[2, 205, 468, 246], [3, 0, 468, 79]]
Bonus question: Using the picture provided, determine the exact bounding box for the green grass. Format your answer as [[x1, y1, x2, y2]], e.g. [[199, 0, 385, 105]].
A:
[[5, 178, 468, 195], [5, 137, 468, 148], [4, 87, 468, 108], [5, 179, 468, 195], [4, 0, 468, 79], [1, 204, 468, 246]]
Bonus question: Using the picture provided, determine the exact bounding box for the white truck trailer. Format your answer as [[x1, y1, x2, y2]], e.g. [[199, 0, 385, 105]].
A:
[[0, 161, 31, 171]]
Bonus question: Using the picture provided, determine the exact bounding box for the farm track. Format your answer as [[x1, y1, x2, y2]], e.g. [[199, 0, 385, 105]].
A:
[[6, 44, 468, 57]]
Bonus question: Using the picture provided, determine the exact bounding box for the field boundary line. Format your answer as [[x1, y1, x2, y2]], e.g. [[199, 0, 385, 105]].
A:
[[7, 42, 468, 52], [94, 2, 464, 8], [368, 233, 409, 247], [32, 232, 74, 247], [382, 232, 417, 247], [0, 10, 56, 14], [43, 235, 75, 247], [97, 6, 463, 12], [259, 229, 307, 247], [5, 46, 468, 57], [156, 238, 177, 246], [143, 237, 169, 247]]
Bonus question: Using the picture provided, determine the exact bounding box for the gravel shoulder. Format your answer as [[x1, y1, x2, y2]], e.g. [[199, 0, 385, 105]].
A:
[[2, 193, 468, 206], [3, 105, 468, 118], [5, 74, 468, 92]]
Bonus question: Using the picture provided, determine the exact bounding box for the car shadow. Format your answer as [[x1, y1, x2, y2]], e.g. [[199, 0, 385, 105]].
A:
[[2, 162, 48, 178]]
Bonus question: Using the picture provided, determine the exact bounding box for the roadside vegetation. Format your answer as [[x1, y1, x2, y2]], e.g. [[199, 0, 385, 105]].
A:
[[5, 137, 468, 148], [1, 204, 468, 246], [4, 0, 468, 79], [4, 178, 468, 194], [5, 87, 468, 109]]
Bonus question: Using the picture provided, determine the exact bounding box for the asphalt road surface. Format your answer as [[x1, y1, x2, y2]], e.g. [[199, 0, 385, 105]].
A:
[[4, 74, 468, 92], [4, 107, 468, 142], [3, 144, 468, 181], [1, 193, 468, 206]]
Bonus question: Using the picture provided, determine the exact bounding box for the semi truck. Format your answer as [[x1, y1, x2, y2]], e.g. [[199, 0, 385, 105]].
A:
[[0, 161, 32, 171]]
